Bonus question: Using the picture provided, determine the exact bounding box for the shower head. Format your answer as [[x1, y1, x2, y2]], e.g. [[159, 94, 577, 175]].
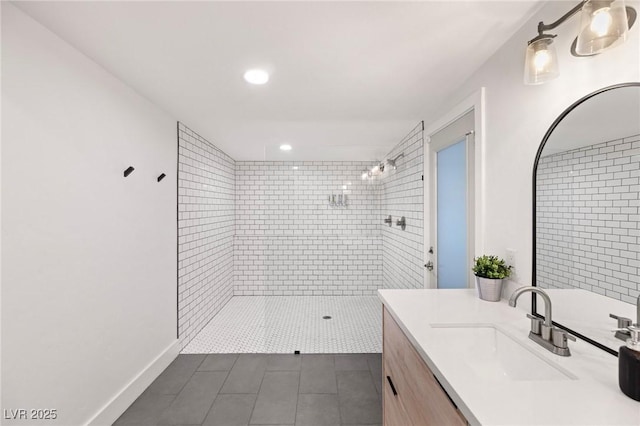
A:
[[385, 152, 405, 170]]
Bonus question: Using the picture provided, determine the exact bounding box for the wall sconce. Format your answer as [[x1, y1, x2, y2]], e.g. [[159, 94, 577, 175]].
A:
[[524, 34, 559, 84], [524, 0, 636, 85], [361, 153, 404, 180], [361, 163, 383, 180]]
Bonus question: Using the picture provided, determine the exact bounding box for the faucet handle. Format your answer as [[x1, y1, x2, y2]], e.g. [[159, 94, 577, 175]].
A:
[[610, 313, 633, 328], [526, 314, 543, 335], [552, 327, 576, 349]]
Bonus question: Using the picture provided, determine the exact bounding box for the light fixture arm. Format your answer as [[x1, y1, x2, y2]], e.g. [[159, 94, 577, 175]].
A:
[[536, 1, 587, 35]]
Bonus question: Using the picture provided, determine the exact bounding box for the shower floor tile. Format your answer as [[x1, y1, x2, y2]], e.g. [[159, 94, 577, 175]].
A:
[[181, 296, 382, 354]]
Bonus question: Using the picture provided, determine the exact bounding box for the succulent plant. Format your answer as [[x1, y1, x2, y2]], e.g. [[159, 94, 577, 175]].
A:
[[472, 255, 512, 279]]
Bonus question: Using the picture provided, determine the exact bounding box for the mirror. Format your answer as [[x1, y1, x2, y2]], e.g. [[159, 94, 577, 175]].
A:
[[533, 83, 640, 355]]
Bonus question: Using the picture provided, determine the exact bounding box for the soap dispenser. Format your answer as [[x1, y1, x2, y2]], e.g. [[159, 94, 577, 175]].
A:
[[619, 325, 640, 401]]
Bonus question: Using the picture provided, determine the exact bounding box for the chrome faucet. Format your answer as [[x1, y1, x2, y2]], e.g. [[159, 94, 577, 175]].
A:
[[610, 293, 640, 341], [611, 314, 633, 341], [509, 286, 575, 356]]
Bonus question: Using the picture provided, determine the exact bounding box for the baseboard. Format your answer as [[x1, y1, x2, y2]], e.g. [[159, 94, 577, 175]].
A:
[[85, 339, 180, 426]]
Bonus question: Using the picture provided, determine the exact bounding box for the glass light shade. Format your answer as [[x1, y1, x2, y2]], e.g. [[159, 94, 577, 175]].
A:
[[524, 37, 559, 85], [385, 160, 398, 176], [575, 0, 629, 55]]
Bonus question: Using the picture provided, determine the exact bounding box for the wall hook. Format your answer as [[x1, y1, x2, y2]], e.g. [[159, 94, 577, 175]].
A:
[[124, 166, 135, 177], [157, 173, 166, 182], [396, 216, 406, 231]]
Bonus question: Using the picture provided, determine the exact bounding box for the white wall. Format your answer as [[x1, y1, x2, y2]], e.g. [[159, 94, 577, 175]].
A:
[[1, 4, 177, 425], [424, 0, 640, 287]]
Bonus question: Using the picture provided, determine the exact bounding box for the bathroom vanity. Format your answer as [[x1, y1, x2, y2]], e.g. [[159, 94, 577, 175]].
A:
[[383, 307, 466, 425], [379, 289, 640, 426]]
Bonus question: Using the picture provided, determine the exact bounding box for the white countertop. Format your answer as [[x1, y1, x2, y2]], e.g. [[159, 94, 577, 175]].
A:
[[378, 289, 640, 426]]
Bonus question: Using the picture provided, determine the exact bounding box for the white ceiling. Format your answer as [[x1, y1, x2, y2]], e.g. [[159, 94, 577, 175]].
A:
[[543, 86, 640, 157], [14, 1, 542, 161]]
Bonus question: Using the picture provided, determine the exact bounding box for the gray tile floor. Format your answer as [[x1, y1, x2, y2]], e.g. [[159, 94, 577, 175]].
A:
[[114, 354, 382, 426]]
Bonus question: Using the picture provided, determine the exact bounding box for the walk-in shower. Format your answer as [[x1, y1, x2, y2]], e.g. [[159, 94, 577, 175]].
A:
[[177, 121, 425, 354]]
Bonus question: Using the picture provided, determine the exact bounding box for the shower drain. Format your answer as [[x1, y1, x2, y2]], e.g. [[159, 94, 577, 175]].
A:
[[322, 315, 332, 320]]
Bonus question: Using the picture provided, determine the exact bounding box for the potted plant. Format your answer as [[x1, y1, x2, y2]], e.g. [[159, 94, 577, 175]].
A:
[[472, 255, 512, 302]]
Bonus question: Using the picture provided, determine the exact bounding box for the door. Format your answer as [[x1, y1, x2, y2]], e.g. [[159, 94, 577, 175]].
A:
[[426, 111, 474, 289]]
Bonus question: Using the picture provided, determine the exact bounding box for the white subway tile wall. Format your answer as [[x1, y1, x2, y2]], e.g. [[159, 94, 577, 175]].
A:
[[381, 123, 425, 289], [537, 134, 640, 303], [178, 123, 236, 347], [234, 162, 383, 295]]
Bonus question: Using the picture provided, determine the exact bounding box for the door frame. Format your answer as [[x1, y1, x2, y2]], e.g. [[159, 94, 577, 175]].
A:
[[423, 88, 486, 289]]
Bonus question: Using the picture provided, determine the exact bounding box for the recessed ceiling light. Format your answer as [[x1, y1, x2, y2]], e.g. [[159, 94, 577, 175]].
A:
[[292, 166, 299, 170], [280, 144, 292, 151], [244, 69, 269, 85]]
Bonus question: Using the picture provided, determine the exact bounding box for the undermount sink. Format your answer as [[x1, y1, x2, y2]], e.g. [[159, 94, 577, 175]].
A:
[[429, 324, 577, 382]]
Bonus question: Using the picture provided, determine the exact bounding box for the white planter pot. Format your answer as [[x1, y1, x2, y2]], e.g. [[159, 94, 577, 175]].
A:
[[475, 276, 504, 302]]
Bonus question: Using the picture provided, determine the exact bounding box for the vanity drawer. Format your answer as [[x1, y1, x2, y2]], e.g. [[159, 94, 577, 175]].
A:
[[383, 367, 413, 426], [383, 307, 467, 426]]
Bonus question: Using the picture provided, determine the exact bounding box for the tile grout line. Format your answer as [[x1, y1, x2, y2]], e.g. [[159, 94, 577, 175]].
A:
[[199, 369, 231, 426], [336, 356, 345, 426], [246, 359, 267, 425], [293, 358, 302, 426], [332, 355, 346, 426]]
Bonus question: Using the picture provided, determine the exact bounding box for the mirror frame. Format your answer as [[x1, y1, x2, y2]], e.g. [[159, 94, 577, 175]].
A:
[[531, 81, 640, 357]]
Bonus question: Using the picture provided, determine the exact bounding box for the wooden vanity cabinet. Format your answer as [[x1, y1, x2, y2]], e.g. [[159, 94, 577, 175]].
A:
[[383, 307, 467, 426]]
